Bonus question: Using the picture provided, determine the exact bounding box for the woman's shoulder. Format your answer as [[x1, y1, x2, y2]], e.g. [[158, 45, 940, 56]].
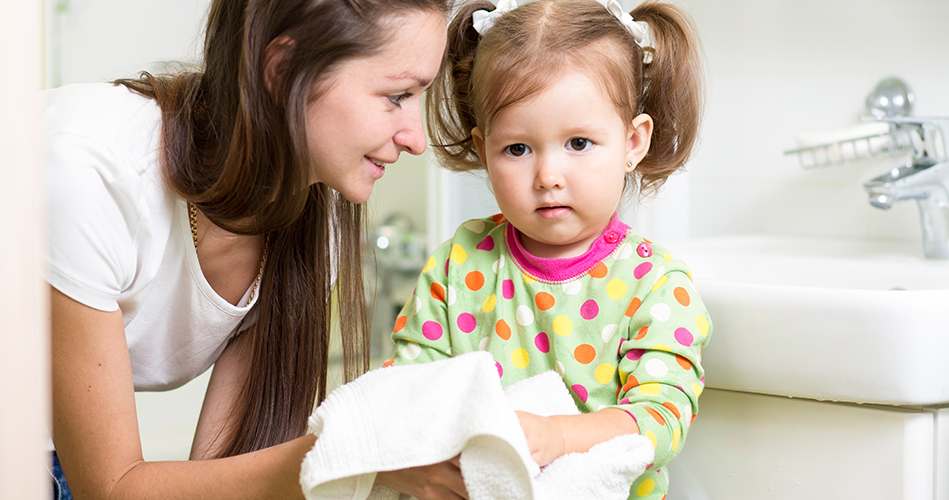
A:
[[43, 83, 162, 172]]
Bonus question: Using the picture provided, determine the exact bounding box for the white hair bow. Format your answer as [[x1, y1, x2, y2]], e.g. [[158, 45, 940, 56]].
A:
[[597, 0, 647, 44], [472, 0, 518, 35], [472, 0, 648, 45]]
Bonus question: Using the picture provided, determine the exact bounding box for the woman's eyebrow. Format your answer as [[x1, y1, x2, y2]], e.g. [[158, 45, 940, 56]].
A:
[[386, 72, 432, 88]]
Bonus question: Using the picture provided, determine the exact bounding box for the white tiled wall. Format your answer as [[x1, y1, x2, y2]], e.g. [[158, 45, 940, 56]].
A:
[[635, 0, 949, 244]]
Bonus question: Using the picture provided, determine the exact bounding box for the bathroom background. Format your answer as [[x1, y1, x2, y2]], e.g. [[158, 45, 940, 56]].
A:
[[46, 0, 948, 468]]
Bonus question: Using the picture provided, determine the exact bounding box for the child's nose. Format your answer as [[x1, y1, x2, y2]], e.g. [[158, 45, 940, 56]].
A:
[[534, 156, 565, 190]]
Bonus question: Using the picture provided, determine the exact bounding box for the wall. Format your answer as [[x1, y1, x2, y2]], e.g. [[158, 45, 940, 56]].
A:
[[640, 0, 949, 244], [1, 2, 49, 497]]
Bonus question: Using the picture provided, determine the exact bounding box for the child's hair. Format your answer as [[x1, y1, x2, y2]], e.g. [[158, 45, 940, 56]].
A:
[[427, 0, 704, 198]]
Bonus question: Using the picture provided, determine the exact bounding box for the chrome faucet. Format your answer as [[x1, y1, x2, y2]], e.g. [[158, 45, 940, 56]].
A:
[[862, 117, 949, 259]]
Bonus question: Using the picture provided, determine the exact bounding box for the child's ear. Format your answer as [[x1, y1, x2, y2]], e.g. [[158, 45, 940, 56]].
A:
[[263, 36, 295, 101], [472, 127, 487, 166], [625, 113, 654, 171]]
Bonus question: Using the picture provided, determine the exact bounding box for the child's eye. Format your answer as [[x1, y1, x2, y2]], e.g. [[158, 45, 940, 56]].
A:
[[568, 138, 592, 151], [388, 93, 413, 107], [504, 144, 531, 157]]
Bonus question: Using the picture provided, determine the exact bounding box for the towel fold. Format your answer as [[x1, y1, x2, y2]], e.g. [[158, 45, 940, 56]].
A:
[[300, 351, 654, 500]]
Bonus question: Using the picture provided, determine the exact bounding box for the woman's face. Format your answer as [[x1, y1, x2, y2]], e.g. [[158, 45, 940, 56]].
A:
[[304, 9, 447, 204]]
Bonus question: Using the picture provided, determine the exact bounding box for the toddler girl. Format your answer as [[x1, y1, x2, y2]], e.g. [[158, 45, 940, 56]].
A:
[[386, 0, 711, 498]]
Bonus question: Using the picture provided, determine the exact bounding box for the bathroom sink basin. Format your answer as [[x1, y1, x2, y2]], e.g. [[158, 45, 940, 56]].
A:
[[669, 235, 949, 406]]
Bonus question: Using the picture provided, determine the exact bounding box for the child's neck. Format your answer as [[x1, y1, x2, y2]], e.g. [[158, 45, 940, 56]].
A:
[[506, 216, 629, 282]]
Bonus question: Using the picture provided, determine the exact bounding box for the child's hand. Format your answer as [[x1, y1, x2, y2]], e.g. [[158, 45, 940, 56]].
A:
[[515, 410, 566, 466]]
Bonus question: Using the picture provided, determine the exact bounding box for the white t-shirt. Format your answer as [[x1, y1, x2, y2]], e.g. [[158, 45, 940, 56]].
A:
[[45, 83, 258, 391]]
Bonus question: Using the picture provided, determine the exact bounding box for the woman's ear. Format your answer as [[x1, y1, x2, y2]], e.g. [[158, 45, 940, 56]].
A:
[[625, 113, 654, 171], [263, 36, 295, 100]]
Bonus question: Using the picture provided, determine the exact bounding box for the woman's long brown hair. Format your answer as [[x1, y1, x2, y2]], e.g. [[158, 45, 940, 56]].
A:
[[117, 0, 449, 457]]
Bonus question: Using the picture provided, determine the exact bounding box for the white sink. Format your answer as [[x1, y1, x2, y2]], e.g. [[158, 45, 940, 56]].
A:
[[669, 235, 949, 406]]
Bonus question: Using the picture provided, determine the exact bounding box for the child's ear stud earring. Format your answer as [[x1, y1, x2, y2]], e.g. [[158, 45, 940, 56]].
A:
[[627, 161, 634, 168]]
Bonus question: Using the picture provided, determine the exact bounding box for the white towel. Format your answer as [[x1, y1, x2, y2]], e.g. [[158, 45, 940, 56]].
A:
[[299, 351, 654, 500]]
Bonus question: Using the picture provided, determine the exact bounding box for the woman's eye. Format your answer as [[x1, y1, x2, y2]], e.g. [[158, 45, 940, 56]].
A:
[[388, 93, 412, 107], [568, 138, 591, 151], [504, 144, 530, 157]]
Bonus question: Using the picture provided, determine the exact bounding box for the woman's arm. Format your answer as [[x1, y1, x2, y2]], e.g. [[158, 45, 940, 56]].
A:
[[516, 408, 640, 467], [51, 287, 313, 499]]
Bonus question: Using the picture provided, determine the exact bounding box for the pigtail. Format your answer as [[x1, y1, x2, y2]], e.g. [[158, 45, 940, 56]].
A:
[[426, 1, 495, 172], [631, 2, 705, 198]]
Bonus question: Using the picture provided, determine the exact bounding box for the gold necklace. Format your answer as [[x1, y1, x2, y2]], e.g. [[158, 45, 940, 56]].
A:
[[189, 202, 269, 305]]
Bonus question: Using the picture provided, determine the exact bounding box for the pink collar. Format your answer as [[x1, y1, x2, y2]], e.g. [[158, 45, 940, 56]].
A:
[[505, 215, 630, 282]]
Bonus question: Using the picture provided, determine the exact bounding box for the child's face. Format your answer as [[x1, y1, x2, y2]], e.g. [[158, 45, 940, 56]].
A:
[[472, 72, 652, 259]]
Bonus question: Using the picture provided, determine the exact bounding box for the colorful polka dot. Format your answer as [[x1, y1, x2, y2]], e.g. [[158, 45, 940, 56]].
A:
[[476, 235, 495, 251], [430, 283, 446, 302], [601, 323, 617, 343], [645, 358, 668, 377], [622, 375, 639, 392], [492, 255, 505, 273], [581, 300, 599, 320], [633, 326, 648, 340], [574, 344, 596, 364], [571, 384, 589, 403], [634, 262, 652, 279], [449, 244, 467, 264], [588, 262, 608, 278], [650, 303, 671, 322], [692, 382, 704, 397], [402, 342, 421, 360], [625, 297, 641, 317], [466, 271, 485, 291], [522, 273, 536, 285], [479, 337, 489, 351], [495, 319, 512, 341], [563, 280, 582, 295], [534, 332, 550, 353], [672, 428, 681, 451], [662, 401, 682, 420], [674, 287, 691, 306], [616, 242, 634, 260], [482, 294, 497, 313], [496, 361, 503, 378], [651, 275, 668, 291], [675, 354, 692, 370], [512, 348, 530, 369], [626, 349, 645, 361], [675, 327, 694, 347], [414, 296, 421, 313], [644, 431, 658, 450], [422, 255, 436, 273], [457, 313, 476, 333], [422, 321, 443, 340], [637, 478, 656, 497], [464, 220, 486, 233], [445, 285, 456, 306], [594, 363, 615, 384], [516, 305, 534, 326], [552, 315, 573, 336], [502, 279, 515, 299], [606, 279, 627, 300], [393, 315, 407, 333], [645, 407, 665, 425], [696, 315, 710, 336], [535, 292, 555, 311], [638, 383, 661, 396], [383, 359, 394, 367]]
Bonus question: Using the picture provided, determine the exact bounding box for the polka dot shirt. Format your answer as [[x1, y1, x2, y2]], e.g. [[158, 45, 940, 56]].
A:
[[388, 215, 713, 500]]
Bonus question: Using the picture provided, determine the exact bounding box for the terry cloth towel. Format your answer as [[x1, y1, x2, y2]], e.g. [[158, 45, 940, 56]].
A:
[[299, 351, 654, 500]]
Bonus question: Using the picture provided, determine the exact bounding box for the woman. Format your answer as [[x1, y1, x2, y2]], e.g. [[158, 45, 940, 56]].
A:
[[46, 0, 465, 498]]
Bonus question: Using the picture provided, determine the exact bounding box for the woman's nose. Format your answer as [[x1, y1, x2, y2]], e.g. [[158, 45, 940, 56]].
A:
[[393, 103, 427, 156]]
